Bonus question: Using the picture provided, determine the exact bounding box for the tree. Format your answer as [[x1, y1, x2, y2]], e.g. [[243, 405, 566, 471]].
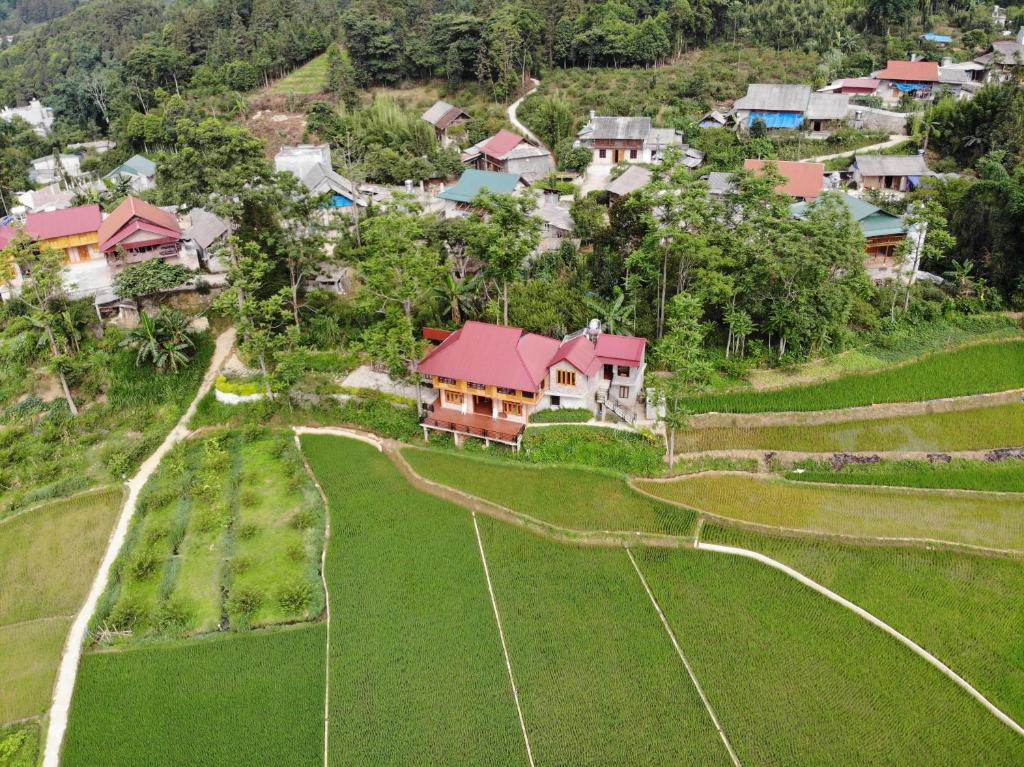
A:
[[583, 286, 635, 334], [325, 43, 359, 110], [655, 293, 712, 468], [0, 234, 79, 415], [468, 191, 542, 324], [112, 259, 195, 304], [123, 308, 196, 372]]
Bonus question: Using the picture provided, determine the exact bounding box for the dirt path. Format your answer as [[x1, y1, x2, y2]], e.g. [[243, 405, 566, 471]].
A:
[[42, 327, 236, 767], [806, 134, 907, 163], [698, 540, 1024, 738], [508, 78, 542, 146]]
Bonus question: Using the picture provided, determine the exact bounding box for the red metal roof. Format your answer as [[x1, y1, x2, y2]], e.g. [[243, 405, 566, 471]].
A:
[[423, 327, 454, 343], [0, 225, 15, 250], [594, 334, 646, 366], [838, 78, 880, 92], [418, 321, 559, 392], [875, 60, 940, 82], [97, 196, 180, 253], [549, 335, 599, 375], [744, 159, 826, 201], [24, 204, 102, 242], [482, 130, 525, 160], [100, 220, 182, 253]]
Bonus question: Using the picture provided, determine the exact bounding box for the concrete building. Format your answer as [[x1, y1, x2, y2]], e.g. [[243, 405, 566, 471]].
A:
[[0, 98, 55, 136]]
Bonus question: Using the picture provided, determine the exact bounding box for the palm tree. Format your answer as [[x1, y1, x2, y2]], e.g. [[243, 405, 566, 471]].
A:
[[436, 272, 482, 325], [123, 309, 196, 372]]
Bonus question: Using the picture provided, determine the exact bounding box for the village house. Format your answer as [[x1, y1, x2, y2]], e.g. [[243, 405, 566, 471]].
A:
[[421, 100, 471, 146], [418, 320, 647, 449], [98, 196, 183, 267], [821, 77, 882, 96], [0, 98, 54, 136], [606, 165, 653, 201], [437, 169, 526, 217], [791, 193, 915, 281], [743, 159, 826, 201], [462, 129, 555, 182], [535, 193, 575, 252], [28, 153, 84, 186], [575, 114, 696, 166], [872, 60, 941, 105], [15, 183, 75, 213], [274, 144, 365, 209], [975, 28, 1024, 81], [104, 154, 157, 193], [733, 84, 849, 134], [182, 207, 231, 272], [852, 153, 934, 193], [698, 110, 733, 129]]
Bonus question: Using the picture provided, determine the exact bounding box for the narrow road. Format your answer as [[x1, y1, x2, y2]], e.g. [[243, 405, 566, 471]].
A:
[[508, 77, 542, 146], [806, 134, 908, 163], [43, 327, 237, 767]]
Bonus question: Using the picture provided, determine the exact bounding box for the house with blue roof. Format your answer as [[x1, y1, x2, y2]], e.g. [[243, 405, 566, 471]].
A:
[[104, 154, 157, 193], [437, 169, 526, 217], [733, 84, 850, 134]]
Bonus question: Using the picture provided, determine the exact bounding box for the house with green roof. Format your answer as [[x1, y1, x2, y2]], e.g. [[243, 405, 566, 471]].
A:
[[104, 154, 157, 193], [791, 192, 916, 280], [438, 169, 525, 216]]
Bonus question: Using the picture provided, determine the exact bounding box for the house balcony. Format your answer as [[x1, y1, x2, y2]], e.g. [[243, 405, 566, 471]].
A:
[[422, 398, 525, 449]]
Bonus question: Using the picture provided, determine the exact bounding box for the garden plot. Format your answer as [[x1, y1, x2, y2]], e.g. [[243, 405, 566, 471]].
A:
[[0, 488, 122, 724], [635, 474, 1024, 551], [684, 339, 1024, 414], [403, 448, 696, 536], [92, 430, 324, 644], [677, 402, 1024, 453], [62, 625, 325, 767], [704, 524, 1024, 726], [635, 547, 1024, 765], [301, 435, 527, 766]]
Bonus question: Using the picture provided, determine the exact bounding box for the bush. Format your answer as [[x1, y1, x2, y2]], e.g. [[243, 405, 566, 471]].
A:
[[129, 549, 159, 580], [228, 587, 263, 617], [277, 580, 315, 613], [289, 509, 315, 530], [108, 595, 148, 631], [215, 375, 265, 396], [530, 408, 593, 423]]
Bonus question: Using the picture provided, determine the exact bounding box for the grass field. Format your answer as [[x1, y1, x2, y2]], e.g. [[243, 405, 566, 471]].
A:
[[62, 625, 325, 766], [787, 458, 1024, 491], [268, 53, 327, 95], [679, 402, 1024, 453], [703, 524, 1024, 726], [93, 431, 324, 643], [0, 488, 122, 723], [635, 547, 1024, 764], [529, 408, 593, 423], [302, 435, 527, 766], [635, 474, 1024, 550], [478, 517, 733, 765], [402, 448, 696, 536], [685, 340, 1024, 413]]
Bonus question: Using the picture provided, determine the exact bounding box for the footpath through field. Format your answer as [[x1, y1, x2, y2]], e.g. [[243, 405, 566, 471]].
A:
[[508, 78, 542, 147], [43, 327, 236, 767]]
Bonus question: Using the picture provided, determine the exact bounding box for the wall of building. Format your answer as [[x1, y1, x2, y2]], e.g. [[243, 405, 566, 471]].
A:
[[848, 106, 908, 134]]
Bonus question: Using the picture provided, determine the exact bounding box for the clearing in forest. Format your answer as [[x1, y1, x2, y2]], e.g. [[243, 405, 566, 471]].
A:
[[635, 473, 1024, 551]]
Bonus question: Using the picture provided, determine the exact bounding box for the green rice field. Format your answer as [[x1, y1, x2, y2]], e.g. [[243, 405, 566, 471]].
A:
[[679, 402, 1024, 453], [0, 488, 122, 723], [684, 340, 1024, 413], [787, 458, 1024, 491], [635, 474, 1024, 550], [302, 435, 527, 766], [62, 625, 325, 766], [403, 448, 696, 536], [704, 524, 1024, 725], [92, 431, 324, 643], [635, 547, 1024, 764]]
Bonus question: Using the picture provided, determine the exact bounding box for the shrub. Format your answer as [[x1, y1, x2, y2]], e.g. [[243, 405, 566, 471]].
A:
[[228, 587, 263, 617], [277, 580, 315, 613], [155, 597, 194, 634], [129, 549, 159, 580], [215, 375, 266, 396], [289, 509, 315, 530], [108, 595, 148, 631], [235, 521, 260, 540]]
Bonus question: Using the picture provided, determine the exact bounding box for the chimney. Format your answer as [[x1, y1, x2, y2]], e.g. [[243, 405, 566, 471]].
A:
[[589, 110, 596, 121], [1017, 26, 1024, 44]]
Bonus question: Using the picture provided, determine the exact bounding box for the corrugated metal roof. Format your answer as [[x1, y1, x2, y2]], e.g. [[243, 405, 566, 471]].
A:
[[854, 154, 932, 177], [422, 100, 455, 125], [805, 92, 850, 120], [25, 204, 102, 241], [606, 165, 652, 197], [744, 160, 825, 201], [875, 60, 940, 82], [481, 129, 525, 159], [97, 196, 179, 251], [595, 334, 646, 365], [580, 116, 652, 140], [186, 208, 230, 249], [438, 170, 521, 203], [791, 193, 906, 237], [734, 84, 811, 112]]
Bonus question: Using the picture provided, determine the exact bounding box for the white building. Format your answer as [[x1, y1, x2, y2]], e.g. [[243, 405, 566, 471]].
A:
[[576, 114, 693, 165], [1, 98, 55, 136], [28, 154, 84, 186]]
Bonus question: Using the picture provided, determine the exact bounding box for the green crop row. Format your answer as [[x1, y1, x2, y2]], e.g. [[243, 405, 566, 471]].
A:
[[786, 458, 1024, 492], [684, 340, 1024, 414]]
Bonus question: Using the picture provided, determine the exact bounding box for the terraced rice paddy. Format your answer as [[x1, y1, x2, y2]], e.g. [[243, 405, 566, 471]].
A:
[[635, 547, 1024, 765], [704, 524, 1024, 725], [62, 625, 325, 766], [0, 488, 122, 723], [787, 457, 1024, 491], [402, 448, 695, 536], [93, 432, 324, 643], [635, 474, 1024, 550], [678, 402, 1024, 453], [684, 340, 1024, 413], [302, 435, 527, 766]]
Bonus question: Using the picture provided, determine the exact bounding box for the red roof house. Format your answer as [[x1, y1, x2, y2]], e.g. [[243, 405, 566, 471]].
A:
[[97, 196, 182, 258], [25, 204, 102, 242], [833, 78, 880, 94], [875, 60, 940, 83], [419, 321, 648, 448], [744, 159, 826, 201]]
